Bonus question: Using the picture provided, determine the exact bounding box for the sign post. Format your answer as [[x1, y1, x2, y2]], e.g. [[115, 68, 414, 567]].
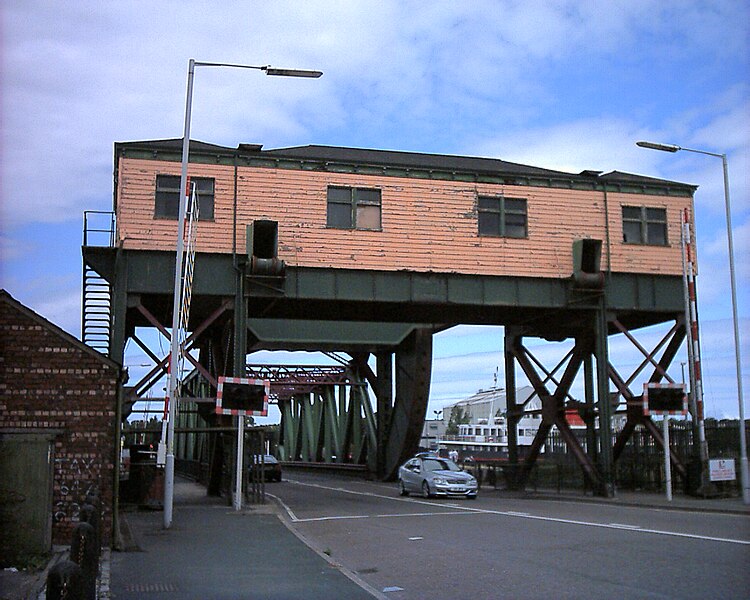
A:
[[643, 383, 688, 502], [216, 376, 269, 511], [235, 417, 244, 512], [662, 416, 672, 501]]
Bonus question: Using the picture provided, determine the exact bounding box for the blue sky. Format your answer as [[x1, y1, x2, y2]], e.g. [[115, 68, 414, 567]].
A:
[[1, 1, 748, 420]]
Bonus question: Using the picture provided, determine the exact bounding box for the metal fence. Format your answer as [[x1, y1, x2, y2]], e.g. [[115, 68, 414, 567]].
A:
[[534, 419, 748, 495]]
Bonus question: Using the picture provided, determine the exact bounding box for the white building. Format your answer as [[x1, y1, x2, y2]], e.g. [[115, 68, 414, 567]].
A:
[[435, 386, 542, 455], [422, 384, 626, 457]]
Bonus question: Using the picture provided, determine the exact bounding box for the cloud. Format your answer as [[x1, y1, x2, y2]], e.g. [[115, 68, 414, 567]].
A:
[[33, 288, 82, 337], [430, 316, 749, 419], [4, 1, 747, 227], [1, 1, 748, 428]]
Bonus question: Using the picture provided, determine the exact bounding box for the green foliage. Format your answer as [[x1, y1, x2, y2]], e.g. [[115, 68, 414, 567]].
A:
[[446, 406, 471, 435]]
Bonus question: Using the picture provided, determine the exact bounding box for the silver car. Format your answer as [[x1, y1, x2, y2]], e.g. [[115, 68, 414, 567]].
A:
[[398, 454, 478, 499]]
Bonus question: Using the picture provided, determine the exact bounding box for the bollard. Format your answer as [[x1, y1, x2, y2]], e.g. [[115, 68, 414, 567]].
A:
[[46, 560, 84, 600], [71, 522, 98, 600], [80, 503, 101, 554]]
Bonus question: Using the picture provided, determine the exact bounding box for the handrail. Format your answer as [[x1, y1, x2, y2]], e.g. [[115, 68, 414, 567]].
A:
[[83, 211, 116, 247]]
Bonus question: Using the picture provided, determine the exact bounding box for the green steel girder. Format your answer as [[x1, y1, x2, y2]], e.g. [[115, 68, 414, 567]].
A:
[[85, 242, 689, 485], [246, 318, 415, 351], [278, 363, 377, 465], [83, 247, 686, 341], [383, 328, 433, 480]]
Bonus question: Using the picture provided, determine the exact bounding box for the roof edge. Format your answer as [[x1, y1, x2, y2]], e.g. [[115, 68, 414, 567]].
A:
[[0, 289, 122, 371]]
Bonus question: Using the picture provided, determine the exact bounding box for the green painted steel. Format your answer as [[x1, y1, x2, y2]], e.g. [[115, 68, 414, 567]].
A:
[[82, 247, 686, 336], [247, 318, 415, 349], [383, 328, 433, 480], [277, 364, 379, 467], [84, 233, 689, 486]]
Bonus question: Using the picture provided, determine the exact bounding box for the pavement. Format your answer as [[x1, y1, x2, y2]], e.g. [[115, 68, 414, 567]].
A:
[[106, 478, 747, 600], [1, 477, 746, 600], [489, 485, 750, 515], [107, 477, 381, 600]]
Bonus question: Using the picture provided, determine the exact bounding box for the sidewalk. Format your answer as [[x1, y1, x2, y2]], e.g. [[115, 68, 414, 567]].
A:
[[108, 478, 381, 600]]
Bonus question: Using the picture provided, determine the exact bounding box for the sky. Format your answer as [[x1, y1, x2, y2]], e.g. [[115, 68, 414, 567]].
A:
[[1, 0, 748, 422]]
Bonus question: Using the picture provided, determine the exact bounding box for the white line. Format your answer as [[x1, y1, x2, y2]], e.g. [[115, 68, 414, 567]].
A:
[[294, 510, 473, 523], [484, 509, 750, 545], [284, 479, 750, 545], [266, 492, 299, 522], [286, 478, 480, 511], [296, 514, 370, 523]]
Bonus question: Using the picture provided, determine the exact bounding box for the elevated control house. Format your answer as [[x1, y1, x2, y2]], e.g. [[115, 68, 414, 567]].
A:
[[83, 139, 696, 492]]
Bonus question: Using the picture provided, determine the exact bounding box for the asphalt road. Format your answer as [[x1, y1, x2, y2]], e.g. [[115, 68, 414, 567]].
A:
[[270, 472, 750, 600]]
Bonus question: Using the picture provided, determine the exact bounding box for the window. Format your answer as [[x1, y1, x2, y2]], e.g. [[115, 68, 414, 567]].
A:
[[478, 196, 527, 238], [622, 206, 667, 245], [326, 186, 381, 230], [155, 175, 215, 220]]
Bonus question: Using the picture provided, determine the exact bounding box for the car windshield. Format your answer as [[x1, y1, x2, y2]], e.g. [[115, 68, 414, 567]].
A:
[[254, 455, 277, 463], [422, 458, 460, 472]]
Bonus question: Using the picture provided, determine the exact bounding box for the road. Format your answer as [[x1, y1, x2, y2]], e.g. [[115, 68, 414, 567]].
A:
[[269, 472, 750, 600]]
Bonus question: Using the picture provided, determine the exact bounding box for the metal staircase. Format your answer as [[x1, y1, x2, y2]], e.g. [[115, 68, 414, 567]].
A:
[[82, 211, 115, 356]]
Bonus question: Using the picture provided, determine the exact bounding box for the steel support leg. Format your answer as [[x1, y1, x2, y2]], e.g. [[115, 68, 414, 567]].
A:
[[595, 307, 616, 497], [382, 328, 433, 480], [504, 329, 521, 488]]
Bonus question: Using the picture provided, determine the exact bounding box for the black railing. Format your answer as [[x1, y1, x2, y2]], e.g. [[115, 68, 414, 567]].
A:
[[82, 211, 115, 247]]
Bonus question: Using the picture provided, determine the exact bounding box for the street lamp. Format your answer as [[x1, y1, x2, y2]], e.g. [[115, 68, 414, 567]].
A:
[[637, 140, 748, 504], [164, 59, 322, 528]]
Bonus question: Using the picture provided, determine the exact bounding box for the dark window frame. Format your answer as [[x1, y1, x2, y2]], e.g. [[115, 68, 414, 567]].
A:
[[621, 205, 668, 246], [477, 195, 528, 238], [326, 186, 382, 231], [155, 174, 215, 221]]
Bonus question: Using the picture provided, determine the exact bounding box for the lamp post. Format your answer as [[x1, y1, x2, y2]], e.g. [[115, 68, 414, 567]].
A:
[[164, 59, 322, 528], [637, 140, 748, 504]]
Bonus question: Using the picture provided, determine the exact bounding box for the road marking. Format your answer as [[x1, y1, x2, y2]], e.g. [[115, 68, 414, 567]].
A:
[[266, 492, 299, 522], [283, 479, 750, 546], [286, 478, 477, 510], [408, 536, 423, 540], [294, 511, 474, 523], [383, 586, 404, 592]]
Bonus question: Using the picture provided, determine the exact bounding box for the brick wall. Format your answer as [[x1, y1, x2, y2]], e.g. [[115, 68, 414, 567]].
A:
[[0, 291, 119, 546]]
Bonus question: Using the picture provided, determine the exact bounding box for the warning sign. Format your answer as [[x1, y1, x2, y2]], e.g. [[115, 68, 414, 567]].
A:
[[709, 459, 736, 482]]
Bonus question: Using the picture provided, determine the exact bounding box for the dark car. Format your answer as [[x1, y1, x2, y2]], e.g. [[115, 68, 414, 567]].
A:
[[398, 454, 477, 499], [250, 454, 282, 482]]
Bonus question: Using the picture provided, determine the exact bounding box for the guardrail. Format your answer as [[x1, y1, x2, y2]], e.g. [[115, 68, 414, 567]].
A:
[[282, 461, 370, 478]]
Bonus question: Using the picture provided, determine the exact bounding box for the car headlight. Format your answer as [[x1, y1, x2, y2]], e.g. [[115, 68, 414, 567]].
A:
[[433, 477, 447, 485]]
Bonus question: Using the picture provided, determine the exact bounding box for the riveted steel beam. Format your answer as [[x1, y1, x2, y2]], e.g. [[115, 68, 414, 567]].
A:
[[609, 317, 688, 480], [382, 328, 433, 481]]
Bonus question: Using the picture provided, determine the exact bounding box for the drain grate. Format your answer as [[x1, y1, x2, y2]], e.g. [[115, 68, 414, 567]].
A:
[[124, 583, 180, 593]]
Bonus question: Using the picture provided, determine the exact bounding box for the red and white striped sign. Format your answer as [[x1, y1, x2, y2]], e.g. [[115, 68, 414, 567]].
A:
[[643, 382, 688, 416], [216, 376, 269, 416]]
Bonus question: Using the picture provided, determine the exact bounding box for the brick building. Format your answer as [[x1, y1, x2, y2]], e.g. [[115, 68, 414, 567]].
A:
[[0, 290, 120, 557]]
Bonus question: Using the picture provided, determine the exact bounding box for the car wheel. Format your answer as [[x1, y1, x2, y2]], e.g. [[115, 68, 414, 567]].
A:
[[399, 480, 409, 496], [422, 481, 432, 498], [467, 494, 477, 500]]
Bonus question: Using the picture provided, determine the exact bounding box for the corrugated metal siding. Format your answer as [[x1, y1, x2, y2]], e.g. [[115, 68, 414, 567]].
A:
[[116, 158, 691, 278]]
